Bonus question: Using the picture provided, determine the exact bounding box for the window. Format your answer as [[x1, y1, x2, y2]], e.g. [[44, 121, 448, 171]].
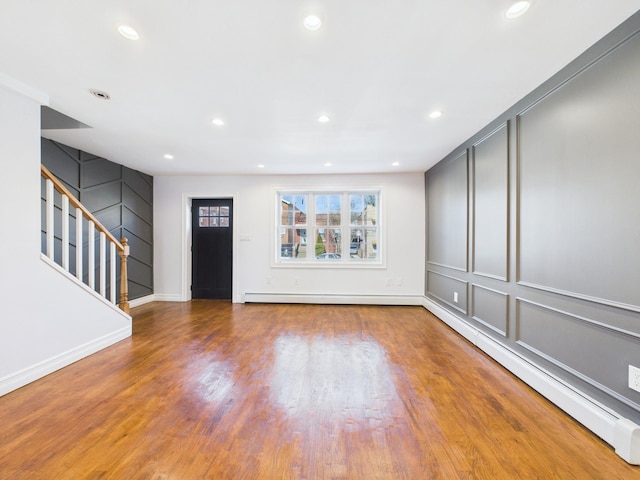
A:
[[198, 206, 230, 228], [276, 189, 380, 265]]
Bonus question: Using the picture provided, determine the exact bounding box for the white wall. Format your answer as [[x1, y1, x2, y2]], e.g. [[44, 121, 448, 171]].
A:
[[154, 173, 425, 303], [0, 81, 131, 396]]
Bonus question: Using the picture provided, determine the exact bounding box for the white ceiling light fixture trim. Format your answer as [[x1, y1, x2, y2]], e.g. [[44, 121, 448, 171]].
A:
[[89, 89, 111, 100], [317, 114, 330, 123], [212, 118, 225, 126], [164, 153, 174, 160], [303, 15, 323, 31], [257, 164, 265, 169], [505, 1, 532, 19], [429, 110, 443, 119], [392, 161, 400, 166], [324, 162, 332, 167], [117, 25, 140, 40]]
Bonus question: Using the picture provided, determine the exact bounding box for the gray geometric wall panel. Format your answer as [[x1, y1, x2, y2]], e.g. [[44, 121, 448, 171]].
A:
[[41, 138, 153, 300]]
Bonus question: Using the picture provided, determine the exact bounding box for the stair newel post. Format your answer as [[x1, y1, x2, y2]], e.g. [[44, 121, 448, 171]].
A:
[[119, 237, 130, 314]]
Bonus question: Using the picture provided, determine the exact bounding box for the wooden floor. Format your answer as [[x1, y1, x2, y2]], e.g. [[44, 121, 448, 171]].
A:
[[0, 302, 637, 479]]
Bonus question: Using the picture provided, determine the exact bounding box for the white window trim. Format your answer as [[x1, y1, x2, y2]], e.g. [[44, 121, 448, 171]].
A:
[[271, 186, 386, 269]]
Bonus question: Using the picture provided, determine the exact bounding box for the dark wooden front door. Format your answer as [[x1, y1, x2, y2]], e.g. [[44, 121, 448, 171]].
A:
[[192, 199, 233, 299]]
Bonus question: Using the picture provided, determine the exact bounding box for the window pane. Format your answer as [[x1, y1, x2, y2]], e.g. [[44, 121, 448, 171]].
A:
[[281, 228, 307, 258], [294, 196, 307, 225], [199, 217, 209, 227], [219, 217, 229, 227], [210, 217, 219, 227], [363, 195, 377, 226], [281, 195, 307, 226], [210, 206, 219, 216], [315, 228, 341, 259], [316, 194, 340, 226], [350, 194, 377, 225], [350, 228, 377, 260], [199, 206, 210, 216], [350, 195, 363, 225], [220, 206, 229, 217]]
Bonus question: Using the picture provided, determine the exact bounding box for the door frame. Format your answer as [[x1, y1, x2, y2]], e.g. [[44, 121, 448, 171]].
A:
[[181, 192, 238, 302]]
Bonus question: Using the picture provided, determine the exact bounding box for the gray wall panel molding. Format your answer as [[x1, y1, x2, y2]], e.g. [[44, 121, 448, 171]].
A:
[[517, 280, 640, 314], [427, 150, 469, 272], [124, 231, 153, 267], [472, 122, 509, 281], [516, 298, 640, 411], [471, 284, 508, 337], [425, 261, 468, 273], [81, 182, 122, 213], [123, 207, 152, 243], [81, 178, 123, 192], [424, 11, 640, 425], [81, 158, 122, 188], [516, 31, 640, 307], [41, 139, 80, 193], [41, 138, 153, 300], [515, 27, 640, 120], [94, 205, 122, 233], [124, 167, 153, 202], [426, 270, 468, 315], [516, 297, 640, 343], [123, 184, 153, 221]]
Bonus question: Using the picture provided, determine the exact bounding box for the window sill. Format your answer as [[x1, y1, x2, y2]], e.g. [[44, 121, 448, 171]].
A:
[[272, 260, 386, 269]]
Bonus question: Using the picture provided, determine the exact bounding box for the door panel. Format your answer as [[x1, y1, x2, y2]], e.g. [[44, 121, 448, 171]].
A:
[[192, 199, 233, 299]]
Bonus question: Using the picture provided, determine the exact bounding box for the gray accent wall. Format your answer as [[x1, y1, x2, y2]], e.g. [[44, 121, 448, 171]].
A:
[[41, 139, 153, 300], [425, 12, 640, 424]]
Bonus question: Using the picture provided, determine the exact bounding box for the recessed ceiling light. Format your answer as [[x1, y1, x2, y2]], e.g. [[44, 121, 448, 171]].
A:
[[89, 89, 111, 100], [212, 118, 225, 126], [392, 161, 400, 166], [257, 164, 265, 169], [324, 162, 332, 167], [164, 153, 174, 160], [117, 25, 140, 40], [303, 15, 323, 31], [429, 110, 443, 119], [318, 114, 330, 123], [505, 1, 531, 19]]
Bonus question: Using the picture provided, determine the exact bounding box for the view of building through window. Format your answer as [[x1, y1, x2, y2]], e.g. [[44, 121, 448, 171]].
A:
[[278, 190, 379, 263]]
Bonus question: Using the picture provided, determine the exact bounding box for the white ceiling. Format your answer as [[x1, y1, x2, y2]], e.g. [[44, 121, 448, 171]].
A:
[[1, 1, 639, 176]]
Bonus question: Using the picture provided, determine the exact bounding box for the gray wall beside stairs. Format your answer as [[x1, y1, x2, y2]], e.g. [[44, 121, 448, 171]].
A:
[[41, 138, 153, 301], [425, 12, 640, 424]]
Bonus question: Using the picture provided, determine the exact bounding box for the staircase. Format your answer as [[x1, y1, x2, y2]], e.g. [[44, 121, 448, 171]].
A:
[[41, 165, 129, 313]]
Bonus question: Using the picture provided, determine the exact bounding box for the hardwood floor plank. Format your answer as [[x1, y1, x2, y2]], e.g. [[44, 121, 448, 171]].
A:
[[0, 301, 637, 479]]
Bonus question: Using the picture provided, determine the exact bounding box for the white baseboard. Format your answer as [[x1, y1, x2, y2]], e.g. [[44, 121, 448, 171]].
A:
[[244, 293, 424, 306], [129, 294, 156, 308], [422, 296, 640, 465], [0, 326, 131, 398], [153, 294, 185, 302]]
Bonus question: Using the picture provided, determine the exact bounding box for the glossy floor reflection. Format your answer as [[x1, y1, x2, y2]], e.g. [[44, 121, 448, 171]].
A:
[[270, 335, 401, 427]]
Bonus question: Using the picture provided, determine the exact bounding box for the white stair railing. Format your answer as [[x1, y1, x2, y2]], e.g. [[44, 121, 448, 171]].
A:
[[41, 165, 130, 313]]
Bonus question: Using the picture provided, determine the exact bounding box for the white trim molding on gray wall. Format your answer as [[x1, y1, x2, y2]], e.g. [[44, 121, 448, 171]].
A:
[[422, 297, 640, 465]]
